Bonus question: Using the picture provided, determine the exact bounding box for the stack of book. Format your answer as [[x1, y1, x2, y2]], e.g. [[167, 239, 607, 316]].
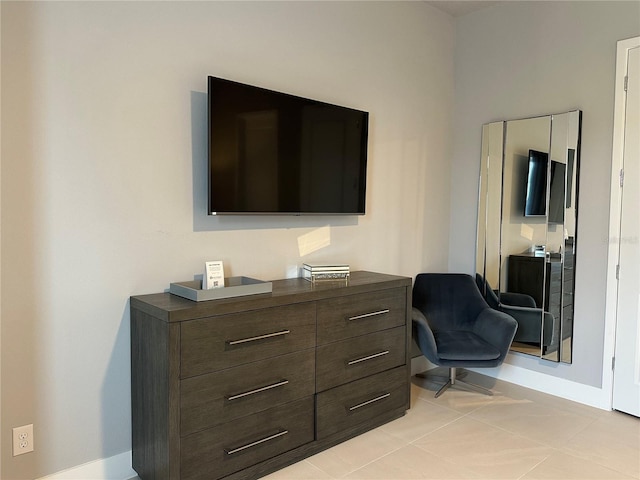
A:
[[302, 263, 350, 283]]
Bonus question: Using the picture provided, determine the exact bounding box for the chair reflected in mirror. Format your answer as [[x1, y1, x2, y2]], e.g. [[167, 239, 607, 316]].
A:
[[475, 274, 558, 355]]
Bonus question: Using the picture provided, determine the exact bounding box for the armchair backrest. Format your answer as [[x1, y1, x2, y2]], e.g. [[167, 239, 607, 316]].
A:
[[475, 273, 500, 308], [413, 273, 490, 332]]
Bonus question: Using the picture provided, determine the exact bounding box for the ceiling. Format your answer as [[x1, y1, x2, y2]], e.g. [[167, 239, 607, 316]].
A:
[[425, 1, 504, 17]]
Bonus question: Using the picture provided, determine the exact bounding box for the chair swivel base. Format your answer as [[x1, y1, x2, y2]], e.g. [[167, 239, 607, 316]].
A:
[[418, 367, 493, 398], [416, 369, 468, 382]]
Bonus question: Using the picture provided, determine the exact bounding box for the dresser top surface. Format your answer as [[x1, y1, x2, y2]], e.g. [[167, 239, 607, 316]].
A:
[[131, 271, 411, 322], [510, 252, 563, 263]]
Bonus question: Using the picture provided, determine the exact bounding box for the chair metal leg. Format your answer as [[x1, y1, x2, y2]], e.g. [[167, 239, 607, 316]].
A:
[[418, 367, 493, 398], [416, 369, 468, 381], [434, 379, 452, 398], [454, 380, 494, 396]]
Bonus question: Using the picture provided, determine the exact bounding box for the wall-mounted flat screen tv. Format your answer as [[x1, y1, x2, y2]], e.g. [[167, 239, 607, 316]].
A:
[[207, 76, 369, 215], [524, 149, 566, 223]]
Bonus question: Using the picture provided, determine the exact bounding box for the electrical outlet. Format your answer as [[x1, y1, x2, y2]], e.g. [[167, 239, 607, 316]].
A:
[[12, 424, 34, 456]]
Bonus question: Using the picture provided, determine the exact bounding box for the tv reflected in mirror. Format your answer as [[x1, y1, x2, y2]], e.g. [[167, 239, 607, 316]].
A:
[[524, 149, 565, 223], [524, 149, 548, 217]]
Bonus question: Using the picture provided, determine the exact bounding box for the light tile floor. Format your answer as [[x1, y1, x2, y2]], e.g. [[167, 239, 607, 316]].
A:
[[264, 370, 640, 480], [129, 370, 639, 480]]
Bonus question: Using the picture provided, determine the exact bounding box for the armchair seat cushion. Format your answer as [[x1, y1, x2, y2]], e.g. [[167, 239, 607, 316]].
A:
[[434, 330, 501, 361]]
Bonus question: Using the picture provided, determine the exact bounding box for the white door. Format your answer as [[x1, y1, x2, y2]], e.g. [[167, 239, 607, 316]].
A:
[[612, 43, 640, 417]]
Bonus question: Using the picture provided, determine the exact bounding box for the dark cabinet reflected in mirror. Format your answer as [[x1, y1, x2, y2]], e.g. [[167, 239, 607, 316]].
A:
[[476, 110, 581, 363]]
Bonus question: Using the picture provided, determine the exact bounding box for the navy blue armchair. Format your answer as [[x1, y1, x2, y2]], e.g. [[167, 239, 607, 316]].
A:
[[475, 274, 557, 347], [412, 273, 518, 398]]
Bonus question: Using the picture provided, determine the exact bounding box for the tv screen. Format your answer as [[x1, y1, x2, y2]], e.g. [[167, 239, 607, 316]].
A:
[[207, 76, 369, 215], [548, 161, 565, 224], [524, 149, 566, 223], [524, 150, 548, 217]]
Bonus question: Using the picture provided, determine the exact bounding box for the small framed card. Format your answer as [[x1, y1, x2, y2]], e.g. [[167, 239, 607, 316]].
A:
[[204, 261, 225, 290]]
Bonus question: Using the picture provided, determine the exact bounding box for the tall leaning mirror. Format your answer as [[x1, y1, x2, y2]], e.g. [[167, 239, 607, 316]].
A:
[[476, 110, 582, 363]]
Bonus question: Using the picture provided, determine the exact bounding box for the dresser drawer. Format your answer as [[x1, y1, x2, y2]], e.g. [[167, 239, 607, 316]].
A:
[[316, 326, 406, 392], [317, 288, 406, 344], [181, 349, 315, 436], [316, 366, 407, 440], [180, 302, 316, 378], [181, 397, 314, 480]]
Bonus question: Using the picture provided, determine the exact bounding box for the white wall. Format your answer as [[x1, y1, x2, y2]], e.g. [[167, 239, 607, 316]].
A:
[[450, 1, 640, 388], [0, 2, 454, 478]]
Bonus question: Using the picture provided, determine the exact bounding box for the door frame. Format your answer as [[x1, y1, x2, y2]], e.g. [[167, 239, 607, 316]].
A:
[[604, 35, 640, 409]]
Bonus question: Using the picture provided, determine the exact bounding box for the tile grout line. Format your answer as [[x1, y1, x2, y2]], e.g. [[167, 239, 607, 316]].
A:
[[515, 449, 557, 480], [331, 441, 407, 479]]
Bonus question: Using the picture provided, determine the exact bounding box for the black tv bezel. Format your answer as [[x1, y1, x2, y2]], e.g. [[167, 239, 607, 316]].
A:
[[207, 76, 369, 216]]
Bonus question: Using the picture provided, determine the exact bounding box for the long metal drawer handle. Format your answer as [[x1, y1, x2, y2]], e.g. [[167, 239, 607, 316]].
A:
[[227, 330, 290, 346], [349, 393, 391, 411], [348, 309, 390, 321], [224, 430, 289, 455], [226, 380, 289, 401], [347, 350, 390, 365]]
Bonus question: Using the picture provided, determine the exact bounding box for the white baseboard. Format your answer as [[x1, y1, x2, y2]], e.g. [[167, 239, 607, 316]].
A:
[[471, 363, 612, 410], [410, 355, 433, 375], [38, 450, 136, 480], [410, 357, 612, 410]]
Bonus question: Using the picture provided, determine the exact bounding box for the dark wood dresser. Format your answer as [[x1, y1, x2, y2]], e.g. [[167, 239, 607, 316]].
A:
[[507, 253, 564, 350], [130, 271, 412, 480], [507, 253, 562, 312]]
